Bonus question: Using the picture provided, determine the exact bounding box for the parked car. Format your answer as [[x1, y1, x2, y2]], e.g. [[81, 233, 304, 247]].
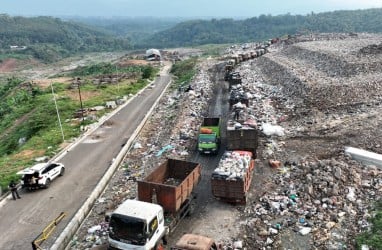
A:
[[17, 162, 65, 190]]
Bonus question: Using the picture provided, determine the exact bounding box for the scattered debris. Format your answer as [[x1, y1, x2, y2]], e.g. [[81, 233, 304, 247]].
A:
[[71, 33, 382, 249]]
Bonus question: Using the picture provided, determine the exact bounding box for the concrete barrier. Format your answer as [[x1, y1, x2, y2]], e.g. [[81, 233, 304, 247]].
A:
[[51, 69, 173, 250], [345, 146, 382, 169]]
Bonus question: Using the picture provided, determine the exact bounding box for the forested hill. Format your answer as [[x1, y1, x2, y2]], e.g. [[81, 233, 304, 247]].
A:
[[140, 8, 382, 48], [0, 15, 130, 61], [1, 8, 382, 60]]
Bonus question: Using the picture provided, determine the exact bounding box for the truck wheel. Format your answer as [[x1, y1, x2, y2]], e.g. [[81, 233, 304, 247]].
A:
[[186, 204, 193, 217]]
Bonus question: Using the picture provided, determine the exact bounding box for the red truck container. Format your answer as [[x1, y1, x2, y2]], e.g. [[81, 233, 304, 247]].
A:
[[211, 151, 255, 204], [137, 158, 202, 214]]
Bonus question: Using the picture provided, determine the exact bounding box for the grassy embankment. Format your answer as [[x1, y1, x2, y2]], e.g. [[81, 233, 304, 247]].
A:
[[0, 62, 158, 191]]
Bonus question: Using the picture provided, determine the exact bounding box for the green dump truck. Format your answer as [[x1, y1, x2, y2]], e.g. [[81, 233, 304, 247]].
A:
[[198, 117, 221, 155]]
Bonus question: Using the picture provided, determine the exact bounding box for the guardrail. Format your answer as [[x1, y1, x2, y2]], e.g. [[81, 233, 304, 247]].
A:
[[32, 212, 66, 250]]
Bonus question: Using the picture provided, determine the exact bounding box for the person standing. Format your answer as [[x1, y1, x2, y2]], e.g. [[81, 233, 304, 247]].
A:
[[9, 180, 21, 200]]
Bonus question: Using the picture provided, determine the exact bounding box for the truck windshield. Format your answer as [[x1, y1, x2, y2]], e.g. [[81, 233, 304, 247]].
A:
[[109, 214, 146, 245], [199, 134, 216, 143]]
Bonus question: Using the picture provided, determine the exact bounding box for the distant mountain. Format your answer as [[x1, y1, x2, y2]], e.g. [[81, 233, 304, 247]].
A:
[[66, 16, 185, 35], [1, 8, 382, 60], [0, 14, 131, 61], [139, 8, 382, 48]]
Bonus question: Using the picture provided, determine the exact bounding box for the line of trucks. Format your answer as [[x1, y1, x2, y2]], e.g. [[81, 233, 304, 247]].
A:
[[106, 49, 259, 250], [108, 124, 257, 250]]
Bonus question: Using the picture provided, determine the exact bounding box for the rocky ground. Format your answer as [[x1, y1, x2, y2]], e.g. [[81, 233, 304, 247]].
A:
[[70, 33, 382, 250]]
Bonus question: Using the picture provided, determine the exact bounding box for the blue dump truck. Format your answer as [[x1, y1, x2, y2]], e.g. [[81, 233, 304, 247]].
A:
[[198, 117, 221, 155]]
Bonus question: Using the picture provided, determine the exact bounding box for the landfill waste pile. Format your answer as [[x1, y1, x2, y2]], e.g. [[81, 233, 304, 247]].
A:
[[212, 151, 253, 180], [69, 33, 382, 249], [234, 33, 382, 249]]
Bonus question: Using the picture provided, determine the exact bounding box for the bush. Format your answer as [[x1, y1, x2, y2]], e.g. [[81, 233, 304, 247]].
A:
[[356, 200, 382, 249]]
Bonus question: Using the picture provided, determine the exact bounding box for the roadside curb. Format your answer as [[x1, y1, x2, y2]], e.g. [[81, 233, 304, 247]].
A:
[[51, 64, 173, 250]]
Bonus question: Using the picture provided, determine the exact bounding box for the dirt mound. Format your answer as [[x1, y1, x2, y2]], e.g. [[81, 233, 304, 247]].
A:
[[0, 58, 18, 72]]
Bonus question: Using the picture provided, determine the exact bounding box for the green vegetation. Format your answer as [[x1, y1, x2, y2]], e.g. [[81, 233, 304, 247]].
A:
[[0, 15, 131, 62], [0, 63, 157, 191], [0, 53, 30, 62], [1, 8, 382, 61], [356, 200, 382, 249], [68, 16, 187, 48], [140, 8, 382, 48], [170, 57, 198, 90], [69, 62, 156, 78]]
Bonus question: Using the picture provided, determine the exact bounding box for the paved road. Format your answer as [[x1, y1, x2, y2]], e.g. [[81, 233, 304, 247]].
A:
[[0, 64, 172, 250]]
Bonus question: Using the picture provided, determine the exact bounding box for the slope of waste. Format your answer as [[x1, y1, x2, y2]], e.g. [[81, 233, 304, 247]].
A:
[[69, 33, 382, 250], [236, 33, 382, 249]]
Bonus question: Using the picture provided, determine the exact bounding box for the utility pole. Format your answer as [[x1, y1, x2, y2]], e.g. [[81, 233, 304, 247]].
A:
[[77, 78, 84, 122], [50, 82, 65, 142], [116, 64, 120, 95]]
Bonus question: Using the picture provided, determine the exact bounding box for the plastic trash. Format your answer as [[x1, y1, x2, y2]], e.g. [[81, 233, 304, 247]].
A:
[[269, 159, 282, 168], [88, 225, 101, 234], [156, 145, 174, 157], [299, 227, 312, 235], [346, 187, 356, 202], [133, 142, 143, 149], [261, 123, 285, 137], [269, 228, 278, 235], [233, 240, 243, 249]]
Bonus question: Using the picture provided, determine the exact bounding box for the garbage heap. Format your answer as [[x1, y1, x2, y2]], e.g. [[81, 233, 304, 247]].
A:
[[241, 157, 382, 249], [212, 151, 252, 180]]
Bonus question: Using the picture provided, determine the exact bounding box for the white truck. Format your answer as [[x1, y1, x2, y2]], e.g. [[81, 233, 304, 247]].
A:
[[107, 159, 202, 250], [108, 200, 167, 250]]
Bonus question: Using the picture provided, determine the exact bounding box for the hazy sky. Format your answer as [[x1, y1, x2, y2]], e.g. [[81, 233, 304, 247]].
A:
[[2, 0, 382, 17]]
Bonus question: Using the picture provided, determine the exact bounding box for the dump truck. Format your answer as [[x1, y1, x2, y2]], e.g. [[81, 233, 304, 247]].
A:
[[198, 117, 221, 155], [226, 119, 258, 156], [225, 72, 242, 89], [224, 59, 235, 73], [211, 150, 255, 204], [171, 234, 219, 250], [107, 159, 202, 250], [229, 89, 249, 108]]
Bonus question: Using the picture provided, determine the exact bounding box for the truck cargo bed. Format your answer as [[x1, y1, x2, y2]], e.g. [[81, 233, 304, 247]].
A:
[[211, 167, 253, 204], [138, 159, 201, 213], [211, 151, 255, 204], [226, 125, 258, 156]]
